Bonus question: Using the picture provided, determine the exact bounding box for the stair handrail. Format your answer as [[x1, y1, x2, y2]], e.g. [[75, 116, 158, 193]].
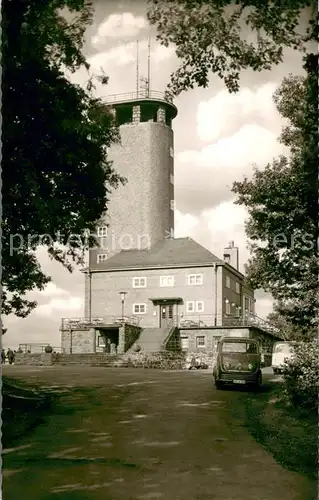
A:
[[161, 318, 177, 349]]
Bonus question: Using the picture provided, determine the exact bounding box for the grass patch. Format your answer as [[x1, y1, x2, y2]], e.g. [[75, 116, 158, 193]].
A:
[[231, 383, 317, 479], [2, 377, 57, 448]]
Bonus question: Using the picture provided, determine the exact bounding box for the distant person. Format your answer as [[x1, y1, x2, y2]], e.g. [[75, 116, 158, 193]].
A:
[[7, 348, 14, 364], [17, 347, 23, 354], [1, 349, 6, 364]]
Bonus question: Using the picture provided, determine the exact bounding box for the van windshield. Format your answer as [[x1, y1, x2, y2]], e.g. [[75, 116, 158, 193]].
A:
[[221, 342, 257, 354]]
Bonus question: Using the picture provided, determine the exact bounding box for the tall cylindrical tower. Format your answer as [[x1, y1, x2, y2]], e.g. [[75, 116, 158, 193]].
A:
[[90, 91, 178, 264]]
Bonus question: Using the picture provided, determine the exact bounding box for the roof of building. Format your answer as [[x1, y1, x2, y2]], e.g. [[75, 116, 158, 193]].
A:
[[86, 237, 223, 272]]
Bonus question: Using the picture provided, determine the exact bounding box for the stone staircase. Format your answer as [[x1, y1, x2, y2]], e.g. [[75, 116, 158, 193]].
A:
[[128, 323, 177, 353]]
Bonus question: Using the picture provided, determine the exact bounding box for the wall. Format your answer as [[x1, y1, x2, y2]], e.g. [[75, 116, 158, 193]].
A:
[[222, 267, 244, 316], [14, 353, 53, 366], [88, 121, 174, 268], [61, 328, 95, 354], [89, 265, 218, 328], [123, 324, 142, 352]]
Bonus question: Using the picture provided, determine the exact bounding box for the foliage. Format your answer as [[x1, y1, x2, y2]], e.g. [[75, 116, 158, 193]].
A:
[[267, 302, 317, 340], [232, 55, 318, 330], [147, 0, 318, 96], [2, 0, 124, 317], [282, 341, 319, 411]]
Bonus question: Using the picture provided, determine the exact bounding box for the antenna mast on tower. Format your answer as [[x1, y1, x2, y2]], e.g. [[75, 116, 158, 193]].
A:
[[147, 36, 151, 97], [136, 40, 139, 97]]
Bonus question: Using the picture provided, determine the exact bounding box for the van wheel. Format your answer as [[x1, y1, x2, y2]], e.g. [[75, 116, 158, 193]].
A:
[[273, 368, 277, 375]]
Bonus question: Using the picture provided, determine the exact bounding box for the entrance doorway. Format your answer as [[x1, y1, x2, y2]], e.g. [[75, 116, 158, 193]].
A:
[[159, 304, 174, 328]]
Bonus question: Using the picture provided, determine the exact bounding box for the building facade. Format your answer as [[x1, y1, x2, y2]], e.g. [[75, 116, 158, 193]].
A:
[[84, 238, 255, 329]]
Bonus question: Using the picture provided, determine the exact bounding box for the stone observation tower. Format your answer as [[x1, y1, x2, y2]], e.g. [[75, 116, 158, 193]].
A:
[[89, 90, 178, 265]]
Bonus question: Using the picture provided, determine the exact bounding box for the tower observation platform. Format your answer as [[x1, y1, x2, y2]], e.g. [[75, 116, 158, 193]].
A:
[[104, 90, 178, 127]]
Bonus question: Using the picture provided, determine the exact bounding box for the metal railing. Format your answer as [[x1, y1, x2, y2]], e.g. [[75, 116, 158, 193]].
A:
[[178, 313, 280, 336], [18, 343, 65, 353], [61, 316, 141, 330], [104, 90, 175, 105], [161, 318, 178, 349]]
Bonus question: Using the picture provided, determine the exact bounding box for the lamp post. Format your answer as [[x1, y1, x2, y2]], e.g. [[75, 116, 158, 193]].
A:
[[119, 292, 127, 321]]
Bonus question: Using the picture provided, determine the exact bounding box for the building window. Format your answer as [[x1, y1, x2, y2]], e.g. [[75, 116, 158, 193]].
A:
[[170, 200, 176, 211], [97, 253, 108, 263], [132, 277, 147, 288], [235, 282, 240, 294], [181, 336, 189, 350], [188, 274, 203, 285], [160, 276, 174, 287], [97, 226, 108, 237], [196, 336, 206, 348], [170, 174, 174, 184], [186, 301, 195, 313], [169, 146, 174, 157], [226, 301, 231, 315], [226, 276, 231, 288], [97, 335, 106, 347], [133, 303, 147, 314], [196, 301, 204, 312], [244, 296, 250, 312]]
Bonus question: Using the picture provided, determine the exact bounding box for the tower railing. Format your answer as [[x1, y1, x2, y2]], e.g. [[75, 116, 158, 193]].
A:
[[104, 90, 175, 105]]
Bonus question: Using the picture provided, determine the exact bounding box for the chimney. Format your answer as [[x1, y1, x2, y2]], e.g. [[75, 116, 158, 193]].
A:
[[223, 241, 239, 270]]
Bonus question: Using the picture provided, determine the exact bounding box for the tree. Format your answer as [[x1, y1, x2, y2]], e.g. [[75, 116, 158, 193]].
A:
[[147, 0, 317, 96], [267, 302, 316, 340], [232, 54, 318, 332], [2, 0, 124, 317]]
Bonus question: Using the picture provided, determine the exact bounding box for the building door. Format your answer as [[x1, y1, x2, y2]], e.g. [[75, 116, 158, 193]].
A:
[[159, 304, 173, 328]]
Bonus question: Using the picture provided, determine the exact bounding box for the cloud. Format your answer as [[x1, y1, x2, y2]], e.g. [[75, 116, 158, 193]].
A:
[[196, 82, 282, 142], [88, 39, 174, 72], [92, 12, 147, 45], [174, 210, 199, 237], [175, 123, 286, 216], [33, 282, 70, 298], [35, 297, 84, 318]]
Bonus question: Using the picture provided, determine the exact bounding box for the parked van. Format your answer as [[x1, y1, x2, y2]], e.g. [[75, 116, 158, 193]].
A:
[[213, 337, 262, 390], [271, 341, 299, 374]]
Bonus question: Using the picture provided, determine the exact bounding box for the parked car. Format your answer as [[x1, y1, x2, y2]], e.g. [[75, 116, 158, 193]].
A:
[[213, 337, 262, 390], [271, 341, 299, 374]]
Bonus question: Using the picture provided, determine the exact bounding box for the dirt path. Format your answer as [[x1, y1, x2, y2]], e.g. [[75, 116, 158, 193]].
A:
[[2, 366, 316, 500]]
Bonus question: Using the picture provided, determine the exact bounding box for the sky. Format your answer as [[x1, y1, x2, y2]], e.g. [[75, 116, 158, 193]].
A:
[[3, 0, 306, 350]]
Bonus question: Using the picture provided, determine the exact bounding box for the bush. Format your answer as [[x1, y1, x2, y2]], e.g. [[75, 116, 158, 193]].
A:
[[282, 341, 319, 411]]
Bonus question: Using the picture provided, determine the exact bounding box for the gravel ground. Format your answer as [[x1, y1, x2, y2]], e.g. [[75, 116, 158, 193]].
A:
[[2, 365, 315, 500]]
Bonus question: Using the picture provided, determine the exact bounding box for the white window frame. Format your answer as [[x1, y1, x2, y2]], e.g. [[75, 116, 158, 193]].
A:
[[97, 226, 108, 237], [196, 336, 206, 348], [97, 253, 108, 263], [225, 276, 231, 288], [169, 146, 174, 157], [235, 281, 240, 294], [170, 174, 174, 184], [226, 302, 231, 315], [196, 301, 204, 312], [188, 274, 203, 286], [170, 200, 176, 211], [133, 303, 147, 314], [181, 336, 189, 350], [186, 301, 195, 313], [132, 277, 147, 288], [160, 275, 174, 287]]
